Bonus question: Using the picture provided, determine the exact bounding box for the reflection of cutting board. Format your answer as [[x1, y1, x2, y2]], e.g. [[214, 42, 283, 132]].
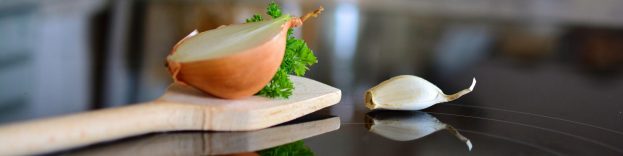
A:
[[0, 76, 341, 155], [69, 115, 340, 155]]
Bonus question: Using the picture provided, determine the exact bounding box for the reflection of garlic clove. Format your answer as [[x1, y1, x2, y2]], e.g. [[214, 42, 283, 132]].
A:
[[365, 111, 446, 141], [446, 125, 473, 151], [365, 111, 472, 151], [365, 75, 476, 110]]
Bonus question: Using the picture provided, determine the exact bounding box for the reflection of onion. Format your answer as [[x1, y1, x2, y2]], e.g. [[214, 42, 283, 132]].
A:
[[365, 111, 473, 151], [166, 16, 296, 99]]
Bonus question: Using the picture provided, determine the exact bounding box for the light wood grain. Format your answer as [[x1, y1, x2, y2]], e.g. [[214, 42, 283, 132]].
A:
[[0, 76, 341, 155], [68, 116, 340, 156]]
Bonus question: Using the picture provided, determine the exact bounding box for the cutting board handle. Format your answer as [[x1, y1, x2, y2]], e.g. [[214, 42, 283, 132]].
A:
[[0, 102, 204, 155]]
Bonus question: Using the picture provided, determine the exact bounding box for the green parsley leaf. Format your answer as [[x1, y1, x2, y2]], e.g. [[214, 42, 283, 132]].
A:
[[246, 14, 263, 23], [257, 69, 293, 98], [251, 1, 318, 98], [285, 38, 317, 76], [287, 28, 295, 38], [258, 140, 314, 156], [266, 1, 282, 19]]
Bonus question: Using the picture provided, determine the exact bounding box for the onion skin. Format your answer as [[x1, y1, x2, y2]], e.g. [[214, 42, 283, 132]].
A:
[[167, 20, 294, 99]]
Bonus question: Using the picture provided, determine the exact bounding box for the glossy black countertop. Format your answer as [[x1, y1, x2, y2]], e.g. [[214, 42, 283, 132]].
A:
[[56, 58, 623, 155], [52, 99, 623, 155], [57, 99, 623, 155]]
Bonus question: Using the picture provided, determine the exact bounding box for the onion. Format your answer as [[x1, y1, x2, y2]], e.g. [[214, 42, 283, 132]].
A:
[[166, 6, 324, 99], [166, 15, 299, 99]]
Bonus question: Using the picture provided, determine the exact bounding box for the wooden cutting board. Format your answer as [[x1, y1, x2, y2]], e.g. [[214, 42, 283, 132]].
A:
[[0, 76, 341, 155]]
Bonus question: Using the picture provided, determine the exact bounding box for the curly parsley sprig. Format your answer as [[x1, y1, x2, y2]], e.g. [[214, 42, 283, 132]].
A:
[[248, 1, 319, 98]]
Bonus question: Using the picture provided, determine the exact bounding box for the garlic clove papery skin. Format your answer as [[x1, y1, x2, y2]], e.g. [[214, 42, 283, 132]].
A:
[[365, 111, 473, 151], [365, 75, 476, 110]]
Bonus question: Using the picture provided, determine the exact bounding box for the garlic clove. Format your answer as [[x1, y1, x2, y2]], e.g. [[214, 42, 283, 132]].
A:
[[365, 111, 472, 151], [365, 75, 476, 110]]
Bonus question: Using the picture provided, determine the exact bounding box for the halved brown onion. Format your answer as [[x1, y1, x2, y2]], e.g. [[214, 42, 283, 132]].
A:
[[167, 15, 295, 99]]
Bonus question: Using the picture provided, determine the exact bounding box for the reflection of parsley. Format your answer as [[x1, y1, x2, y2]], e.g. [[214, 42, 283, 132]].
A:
[[258, 141, 314, 156], [248, 1, 318, 98]]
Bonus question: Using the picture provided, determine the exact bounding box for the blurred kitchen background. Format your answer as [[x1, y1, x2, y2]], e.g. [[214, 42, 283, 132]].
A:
[[1, 0, 622, 136]]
